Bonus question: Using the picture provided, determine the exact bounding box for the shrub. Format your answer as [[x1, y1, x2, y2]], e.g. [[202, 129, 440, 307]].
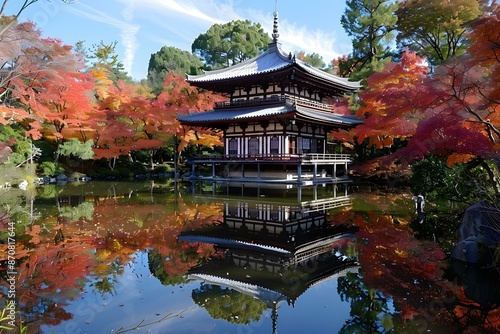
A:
[[39, 161, 64, 177]]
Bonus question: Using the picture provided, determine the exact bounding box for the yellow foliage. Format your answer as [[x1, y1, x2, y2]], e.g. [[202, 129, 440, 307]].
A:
[[91, 67, 113, 100], [394, 249, 407, 258], [111, 239, 122, 251], [95, 249, 112, 261]]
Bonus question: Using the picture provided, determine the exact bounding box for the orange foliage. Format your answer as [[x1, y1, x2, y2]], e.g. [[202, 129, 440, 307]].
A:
[[89, 73, 225, 161], [354, 50, 429, 148]]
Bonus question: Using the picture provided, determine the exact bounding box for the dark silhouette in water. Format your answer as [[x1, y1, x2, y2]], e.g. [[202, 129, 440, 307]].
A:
[[413, 194, 425, 223]]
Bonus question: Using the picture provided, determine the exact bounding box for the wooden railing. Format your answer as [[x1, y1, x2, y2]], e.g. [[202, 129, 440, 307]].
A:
[[191, 153, 300, 161], [190, 153, 351, 162], [214, 94, 334, 112], [305, 153, 351, 161]]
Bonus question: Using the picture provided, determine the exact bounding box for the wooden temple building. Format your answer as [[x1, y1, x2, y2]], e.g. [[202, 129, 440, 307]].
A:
[[179, 11, 362, 185]]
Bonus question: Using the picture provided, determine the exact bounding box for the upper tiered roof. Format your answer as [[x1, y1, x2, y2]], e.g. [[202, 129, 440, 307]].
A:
[[186, 11, 361, 96], [186, 42, 361, 93]]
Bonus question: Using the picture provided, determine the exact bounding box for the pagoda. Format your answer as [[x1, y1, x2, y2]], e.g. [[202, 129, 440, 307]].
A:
[[179, 11, 362, 185]]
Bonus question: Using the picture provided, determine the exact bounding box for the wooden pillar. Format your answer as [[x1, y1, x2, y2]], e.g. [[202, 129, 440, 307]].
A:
[[334, 164, 337, 179], [240, 124, 247, 158], [212, 163, 215, 178], [313, 163, 317, 182], [224, 129, 228, 155], [345, 162, 348, 177], [297, 163, 302, 182], [257, 163, 261, 179]]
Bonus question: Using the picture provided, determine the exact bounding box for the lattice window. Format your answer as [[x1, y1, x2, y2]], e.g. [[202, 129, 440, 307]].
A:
[[270, 136, 279, 154], [229, 138, 238, 155], [248, 137, 259, 155]]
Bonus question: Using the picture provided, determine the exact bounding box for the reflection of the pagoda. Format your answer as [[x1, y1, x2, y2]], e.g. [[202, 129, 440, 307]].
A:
[[180, 182, 359, 331], [190, 180, 352, 211]]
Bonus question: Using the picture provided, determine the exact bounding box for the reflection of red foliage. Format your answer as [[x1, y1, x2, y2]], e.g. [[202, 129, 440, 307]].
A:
[[0, 223, 93, 333], [89, 198, 221, 277], [157, 241, 214, 277], [332, 208, 499, 332], [355, 212, 448, 309], [0, 197, 222, 332]]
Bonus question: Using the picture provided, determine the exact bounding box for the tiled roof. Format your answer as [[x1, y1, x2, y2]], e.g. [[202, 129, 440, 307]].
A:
[[178, 104, 294, 123], [187, 42, 361, 91], [296, 106, 363, 125], [187, 273, 289, 305], [178, 103, 363, 126]]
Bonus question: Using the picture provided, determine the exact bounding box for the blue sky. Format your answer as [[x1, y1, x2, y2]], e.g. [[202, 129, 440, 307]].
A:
[[13, 0, 352, 80]]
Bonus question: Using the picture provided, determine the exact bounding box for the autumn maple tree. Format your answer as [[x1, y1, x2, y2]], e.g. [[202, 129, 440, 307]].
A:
[[338, 5, 499, 191], [89, 72, 223, 169], [393, 7, 500, 189], [330, 50, 429, 175], [153, 72, 224, 154], [353, 50, 429, 149], [0, 21, 94, 139]]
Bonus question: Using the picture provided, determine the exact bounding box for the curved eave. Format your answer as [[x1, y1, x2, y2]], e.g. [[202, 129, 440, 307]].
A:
[[187, 42, 361, 93], [178, 103, 363, 129], [187, 42, 292, 83], [294, 60, 361, 91], [295, 106, 363, 128], [187, 273, 290, 306], [178, 235, 292, 256], [178, 104, 295, 127]]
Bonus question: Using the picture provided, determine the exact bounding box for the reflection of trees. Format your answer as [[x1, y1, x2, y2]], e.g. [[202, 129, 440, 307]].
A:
[[0, 226, 91, 332], [332, 204, 500, 333], [192, 284, 267, 325], [0, 188, 222, 333], [337, 272, 417, 333], [148, 249, 187, 286], [91, 276, 117, 296], [59, 201, 94, 221], [89, 258, 124, 296]]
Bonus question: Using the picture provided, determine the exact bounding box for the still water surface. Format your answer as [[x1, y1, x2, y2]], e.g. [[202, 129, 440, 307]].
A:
[[1, 181, 498, 333]]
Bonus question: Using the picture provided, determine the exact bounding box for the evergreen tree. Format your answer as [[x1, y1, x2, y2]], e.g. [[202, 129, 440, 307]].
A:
[[340, 0, 399, 81], [147, 46, 204, 95], [192, 20, 271, 69], [76, 40, 133, 84]]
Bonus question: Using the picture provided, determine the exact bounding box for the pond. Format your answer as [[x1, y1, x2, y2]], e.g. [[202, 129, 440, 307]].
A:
[[0, 181, 499, 334]]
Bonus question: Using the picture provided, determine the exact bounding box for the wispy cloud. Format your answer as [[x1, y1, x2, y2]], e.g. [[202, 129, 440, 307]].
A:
[[139, 0, 234, 25], [247, 10, 349, 62], [66, 1, 140, 74], [119, 0, 139, 75], [66, 0, 350, 78]]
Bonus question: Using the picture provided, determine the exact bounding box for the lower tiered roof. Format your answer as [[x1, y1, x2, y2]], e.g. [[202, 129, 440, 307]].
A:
[[178, 96, 362, 128]]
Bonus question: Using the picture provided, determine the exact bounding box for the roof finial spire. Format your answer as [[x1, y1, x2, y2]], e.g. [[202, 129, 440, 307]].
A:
[[272, 0, 279, 43]]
